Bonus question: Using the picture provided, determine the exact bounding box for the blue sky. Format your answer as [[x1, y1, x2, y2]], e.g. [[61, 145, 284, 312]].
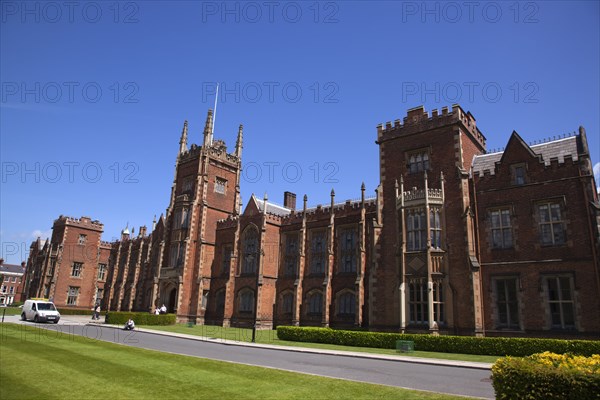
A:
[[1, 1, 599, 263]]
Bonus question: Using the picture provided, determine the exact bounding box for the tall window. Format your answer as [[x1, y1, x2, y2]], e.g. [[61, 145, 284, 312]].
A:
[[169, 243, 184, 268], [215, 289, 226, 315], [78, 234, 86, 245], [67, 286, 80, 305], [242, 228, 259, 274], [407, 211, 427, 251], [182, 177, 194, 193], [181, 208, 189, 228], [545, 276, 575, 329], [172, 208, 189, 230], [432, 281, 444, 324], [239, 289, 254, 313], [9, 286, 14, 294], [538, 202, 565, 246], [310, 231, 326, 274], [215, 177, 227, 194], [511, 164, 526, 185], [408, 151, 430, 174], [430, 209, 442, 249], [172, 209, 182, 230], [409, 279, 428, 325], [307, 291, 323, 315], [97, 264, 107, 281], [339, 228, 357, 273], [282, 292, 294, 314], [222, 246, 232, 276], [71, 262, 83, 277], [1, 285, 5, 293], [284, 234, 298, 277], [490, 208, 513, 249], [494, 277, 520, 329], [337, 291, 356, 316]]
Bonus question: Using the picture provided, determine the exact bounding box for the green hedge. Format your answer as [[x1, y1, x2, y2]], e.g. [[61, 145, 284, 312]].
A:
[[492, 353, 600, 399], [57, 308, 94, 316], [276, 326, 600, 357], [105, 311, 176, 326]]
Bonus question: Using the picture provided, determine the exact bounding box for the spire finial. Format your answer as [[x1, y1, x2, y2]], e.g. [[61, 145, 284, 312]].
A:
[[179, 120, 188, 154], [203, 109, 214, 147], [263, 192, 268, 215], [235, 124, 243, 159]]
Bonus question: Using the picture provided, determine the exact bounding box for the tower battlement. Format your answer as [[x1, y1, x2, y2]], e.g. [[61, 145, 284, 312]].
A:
[[54, 215, 104, 231], [377, 104, 486, 149]]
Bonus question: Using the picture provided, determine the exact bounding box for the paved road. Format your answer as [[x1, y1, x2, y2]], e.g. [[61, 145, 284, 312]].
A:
[[4, 316, 495, 399]]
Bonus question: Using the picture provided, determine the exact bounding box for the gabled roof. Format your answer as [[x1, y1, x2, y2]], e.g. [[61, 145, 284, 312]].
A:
[[472, 135, 578, 176], [247, 194, 292, 217]]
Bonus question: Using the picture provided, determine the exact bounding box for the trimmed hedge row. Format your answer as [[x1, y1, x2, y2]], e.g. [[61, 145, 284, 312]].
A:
[[492, 352, 600, 399], [57, 308, 94, 316], [276, 326, 600, 357], [105, 311, 176, 326]]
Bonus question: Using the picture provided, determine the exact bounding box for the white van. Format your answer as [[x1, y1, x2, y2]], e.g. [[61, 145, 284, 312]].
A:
[[21, 299, 60, 324]]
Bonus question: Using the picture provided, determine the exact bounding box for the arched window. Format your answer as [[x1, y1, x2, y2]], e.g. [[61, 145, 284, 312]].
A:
[[339, 228, 357, 273], [430, 209, 442, 249], [239, 289, 254, 313], [215, 289, 226, 315], [337, 291, 356, 316], [242, 227, 259, 274], [281, 292, 294, 314], [310, 230, 326, 274], [307, 291, 323, 315], [407, 210, 427, 251]]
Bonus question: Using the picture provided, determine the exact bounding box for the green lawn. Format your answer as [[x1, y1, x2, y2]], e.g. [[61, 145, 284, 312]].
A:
[[1, 306, 22, 316], [0, 323, 466, 399], [142, 324, 499, 364]]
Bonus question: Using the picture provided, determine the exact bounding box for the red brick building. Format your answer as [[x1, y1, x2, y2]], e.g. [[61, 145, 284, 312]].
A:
[[0, 259, 26, 305], [23, 216, 111, 310], [24, 105, 600, 337]]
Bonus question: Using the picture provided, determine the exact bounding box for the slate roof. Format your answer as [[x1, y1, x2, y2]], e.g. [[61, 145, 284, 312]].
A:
[[472, 136, 578, 176], [253, 196, 292, 217], [0, 263, 25, 276]]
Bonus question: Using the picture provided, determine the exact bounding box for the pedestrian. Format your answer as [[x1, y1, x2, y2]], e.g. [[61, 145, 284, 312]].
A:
[[124, 318, 135, 330], [160, 304, 167, 314], [94, 304, 101, 320], [154, 308, 160, 315]]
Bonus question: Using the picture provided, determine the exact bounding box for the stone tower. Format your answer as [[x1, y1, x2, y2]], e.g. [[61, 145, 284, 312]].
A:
[[157, 110, 243, 322], [374, 105, 487, 335]]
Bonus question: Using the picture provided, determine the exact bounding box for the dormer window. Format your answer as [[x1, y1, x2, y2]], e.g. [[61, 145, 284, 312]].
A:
[[511, 164, 527, 185]]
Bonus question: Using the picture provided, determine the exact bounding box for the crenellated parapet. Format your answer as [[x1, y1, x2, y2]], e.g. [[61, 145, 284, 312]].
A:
[[377, 104, 486, 149], [217, 215, 240, 229], [54, 215, 104, 231]]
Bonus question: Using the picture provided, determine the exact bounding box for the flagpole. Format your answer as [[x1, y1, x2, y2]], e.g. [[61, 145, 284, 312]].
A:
[[212, 83, 219, 145]]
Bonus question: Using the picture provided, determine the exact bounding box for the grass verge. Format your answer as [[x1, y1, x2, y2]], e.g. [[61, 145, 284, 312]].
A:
[[142, 324, 499, 363], [0, 323, 465, 399]]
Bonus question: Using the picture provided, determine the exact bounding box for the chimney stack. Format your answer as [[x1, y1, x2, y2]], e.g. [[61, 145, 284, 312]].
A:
[[284, 191, 297, 210]]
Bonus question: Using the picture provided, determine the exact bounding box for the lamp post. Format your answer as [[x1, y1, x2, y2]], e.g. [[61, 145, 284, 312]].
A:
[[251, 251, 261, 343]]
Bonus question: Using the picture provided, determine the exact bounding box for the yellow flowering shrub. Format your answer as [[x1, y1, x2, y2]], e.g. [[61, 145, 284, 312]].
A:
[[492, 352, 600, 399]]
